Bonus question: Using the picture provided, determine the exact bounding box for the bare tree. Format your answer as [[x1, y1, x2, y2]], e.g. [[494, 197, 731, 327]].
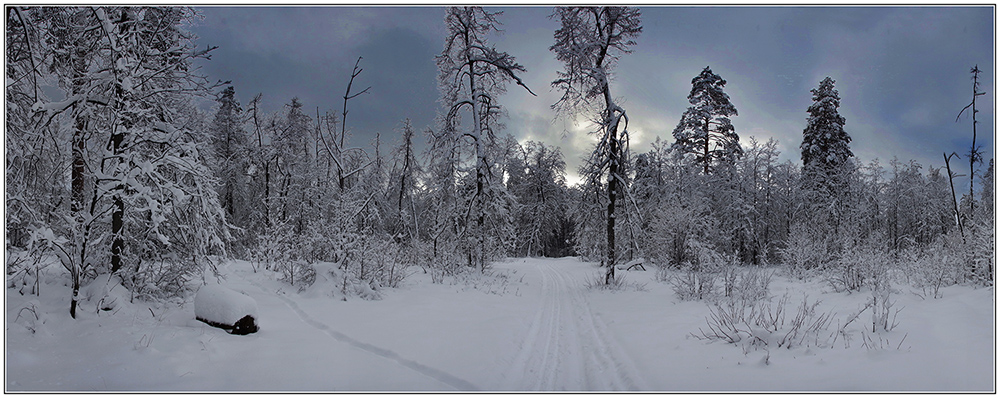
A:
[[550, 6, 642, 284], [337, 56, 371, 191], [944, 152, 965, 239]]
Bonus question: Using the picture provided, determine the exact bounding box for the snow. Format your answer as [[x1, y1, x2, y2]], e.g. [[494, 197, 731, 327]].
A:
[[193, 284, 258, 327], [81, 274, 128, 312], [5, 257, 995, 391]]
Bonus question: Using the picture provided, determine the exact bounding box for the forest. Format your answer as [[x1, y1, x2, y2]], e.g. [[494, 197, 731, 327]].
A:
[[5, 5, 996, 392], [5, 6, 994, 321]]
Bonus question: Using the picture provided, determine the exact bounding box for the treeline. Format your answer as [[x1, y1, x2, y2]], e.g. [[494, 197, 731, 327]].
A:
[[5, 7, 993, 314]]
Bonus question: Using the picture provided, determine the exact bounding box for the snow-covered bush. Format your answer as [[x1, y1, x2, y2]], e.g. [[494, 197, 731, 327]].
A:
[[425, 239, 464, 284], [450, 265, 527, 295], [828, 239, 889, 293], [722, 264, 773, 302], [644, 204, 715, 269], [661, 241, 731, 301], [586, 270, 646, 292], [780, 223, 831, 279], [125, 255, 209, 302], [907, 238, 963, 299], [194, 284, 259, 335], [248, 223, 294, 274], [901, 222, 994, 295], [697, 294, 836, 352], [870, 287, 900, 333], [6, 245, 48, 296], [668, 266, 718, 301], [966, 220, 995, 286], [280, 260, 316, 291]]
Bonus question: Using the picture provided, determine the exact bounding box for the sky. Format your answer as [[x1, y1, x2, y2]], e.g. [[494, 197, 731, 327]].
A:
[[188, 6, 995, 188]]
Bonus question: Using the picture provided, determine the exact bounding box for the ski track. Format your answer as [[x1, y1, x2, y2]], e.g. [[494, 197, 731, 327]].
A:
[[225, 263, 478, 391], [499, 261, 647, 391]]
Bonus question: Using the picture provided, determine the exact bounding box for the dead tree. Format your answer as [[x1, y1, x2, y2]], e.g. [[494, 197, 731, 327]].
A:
[[944, 152, 965, 239], [956, 65, 986, 215]]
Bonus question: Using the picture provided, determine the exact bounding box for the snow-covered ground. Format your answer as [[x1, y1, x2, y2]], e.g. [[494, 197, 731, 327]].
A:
[[5, 257, 995, 391]]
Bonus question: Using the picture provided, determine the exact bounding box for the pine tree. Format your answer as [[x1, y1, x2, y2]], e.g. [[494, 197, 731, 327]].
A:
[[672, 66, 741, 175], [800, 77, 853, 197]]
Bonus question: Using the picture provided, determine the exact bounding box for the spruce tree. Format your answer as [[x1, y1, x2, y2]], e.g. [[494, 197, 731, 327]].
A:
[[800, 77, 853, 196], [672, 66, 741, 175]]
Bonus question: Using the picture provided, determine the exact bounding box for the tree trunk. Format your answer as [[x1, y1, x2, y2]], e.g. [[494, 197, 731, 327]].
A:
[[110, 127, 125, 274], [264, 160, 271, 227], [110, 194, 124, 274], [71, 117, 86, 214], [944, 152, 965, 239], [69, 267, 79, 318], [703, 117, 711, 175], [606, 132, 618, 285]]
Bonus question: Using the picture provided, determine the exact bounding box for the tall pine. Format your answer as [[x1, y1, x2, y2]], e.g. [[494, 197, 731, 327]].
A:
[[672, 66, 741, 175], [800, 77, 853, 197]]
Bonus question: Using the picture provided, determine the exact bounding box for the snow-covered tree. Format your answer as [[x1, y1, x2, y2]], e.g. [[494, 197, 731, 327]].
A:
[[435, 6, 534, 271], [273, 98, 316, 231], [385, 119, 423, 242], [209, 86, 251, 227], [550, 6, 642, 284], [672, 66, 741, 175], [634, 139, 713, 267], [12, 7, 230, 315], [508, 141, 571, 257], [800, 77, 853, 197]]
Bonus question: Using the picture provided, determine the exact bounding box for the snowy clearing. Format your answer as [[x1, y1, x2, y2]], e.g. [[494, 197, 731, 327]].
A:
[[5, 257, 995, 392]]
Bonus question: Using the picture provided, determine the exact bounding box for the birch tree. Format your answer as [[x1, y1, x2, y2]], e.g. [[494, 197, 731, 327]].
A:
[[550, 6, 642, 284]]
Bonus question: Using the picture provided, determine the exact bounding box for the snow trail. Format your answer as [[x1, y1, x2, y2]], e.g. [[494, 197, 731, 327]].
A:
[[498, 260, 647, 390], [229, 264, 479, 391]]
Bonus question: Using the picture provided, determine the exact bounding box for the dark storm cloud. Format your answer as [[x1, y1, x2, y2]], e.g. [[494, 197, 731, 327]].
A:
[[190, 6, 443, 150], [348, 26, 439, 146], [191, 6, 995, 186]]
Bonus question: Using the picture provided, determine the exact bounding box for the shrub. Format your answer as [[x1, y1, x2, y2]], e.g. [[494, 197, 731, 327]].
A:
[[668, 266, 717, 301], [828, 240, 888, 293], [586, 271, 647, 292], [696, 294, 836, 352], [722, 264, 773, 302], [780, 223, 832, 279]]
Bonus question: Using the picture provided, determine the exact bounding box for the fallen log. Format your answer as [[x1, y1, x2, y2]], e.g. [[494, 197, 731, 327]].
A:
[[194, 284, 259, 335]]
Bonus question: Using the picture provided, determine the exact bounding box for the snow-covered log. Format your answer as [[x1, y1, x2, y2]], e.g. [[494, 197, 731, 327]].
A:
[[194, 285, 259, 335]]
